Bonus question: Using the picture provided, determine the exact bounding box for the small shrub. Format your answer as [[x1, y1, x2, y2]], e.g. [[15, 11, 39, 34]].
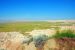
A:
[[33, 34, 48, 47]]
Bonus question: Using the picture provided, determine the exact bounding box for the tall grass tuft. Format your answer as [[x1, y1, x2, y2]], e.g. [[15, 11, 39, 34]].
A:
[[53, 29, 75, 38]]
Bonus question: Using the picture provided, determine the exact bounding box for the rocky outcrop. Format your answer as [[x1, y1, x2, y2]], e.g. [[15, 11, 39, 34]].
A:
[[0, 32, 25, 50]]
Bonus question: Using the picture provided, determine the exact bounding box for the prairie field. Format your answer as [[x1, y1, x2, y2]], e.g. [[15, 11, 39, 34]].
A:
[[0, 21, 75, 32]]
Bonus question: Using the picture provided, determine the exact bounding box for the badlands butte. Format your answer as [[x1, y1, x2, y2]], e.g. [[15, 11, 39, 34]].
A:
[[0, 20, 75, 50]]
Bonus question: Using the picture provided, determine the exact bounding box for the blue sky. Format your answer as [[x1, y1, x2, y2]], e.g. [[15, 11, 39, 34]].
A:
[[0, 0, 75, 21]]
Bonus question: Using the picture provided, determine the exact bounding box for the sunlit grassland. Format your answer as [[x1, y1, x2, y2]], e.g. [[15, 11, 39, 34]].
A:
[[0, 21, 75, 32], [0, 22, 51, 32]]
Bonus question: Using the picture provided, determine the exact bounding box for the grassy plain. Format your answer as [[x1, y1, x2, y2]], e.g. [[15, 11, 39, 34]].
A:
[[0, 21, 75, 32]]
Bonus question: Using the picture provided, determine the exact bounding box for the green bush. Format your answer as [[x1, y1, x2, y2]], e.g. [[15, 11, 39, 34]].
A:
[[53, 30, 75, 38], [33, 34, 48, 47]]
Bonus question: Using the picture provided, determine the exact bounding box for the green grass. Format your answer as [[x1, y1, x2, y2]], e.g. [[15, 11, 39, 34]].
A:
[[53, 30, 75, 38], [0, 21, 75, 32], [0, 22, 51, 32]]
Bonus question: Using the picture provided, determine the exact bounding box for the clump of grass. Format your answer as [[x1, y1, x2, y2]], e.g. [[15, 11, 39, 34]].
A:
[[53, 29, 75, 38]]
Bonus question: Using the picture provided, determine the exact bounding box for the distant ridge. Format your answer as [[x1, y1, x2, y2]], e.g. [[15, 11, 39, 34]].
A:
[[47, 20, 75, 22], [0, 20, 75, 23]]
